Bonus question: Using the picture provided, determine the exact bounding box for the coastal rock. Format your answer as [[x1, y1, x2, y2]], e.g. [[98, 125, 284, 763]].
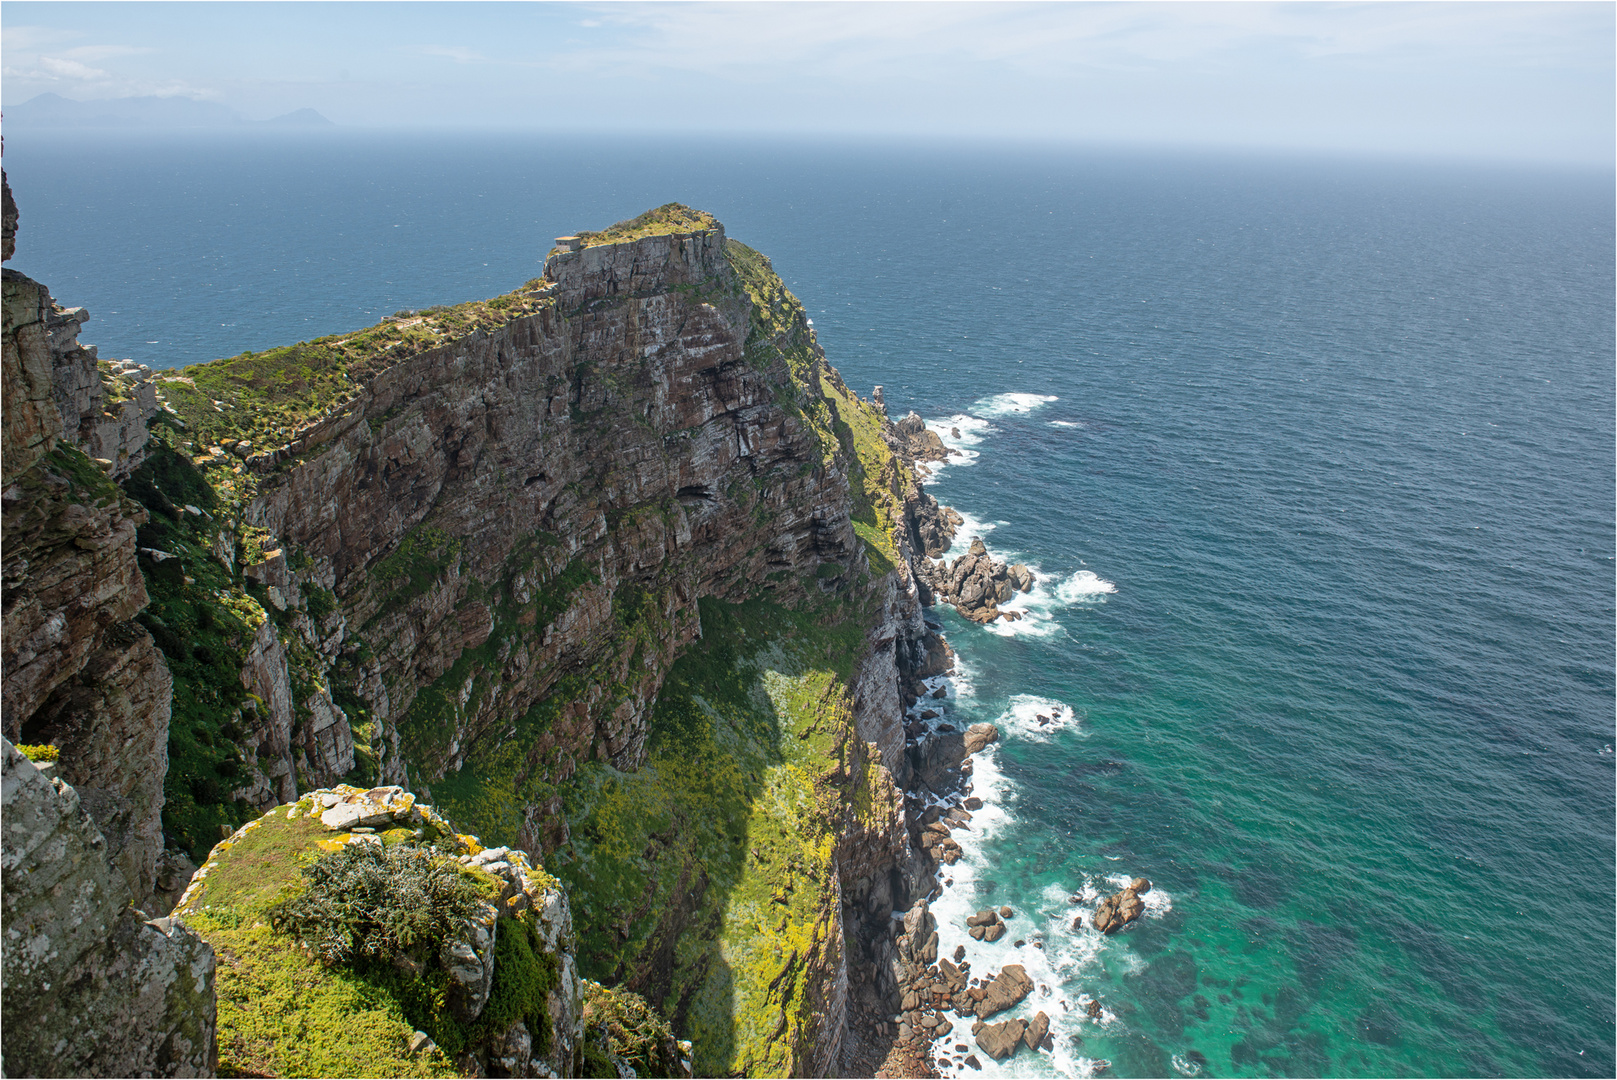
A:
[[964, 723, 1000, 755], [1092, 882, 1149, 934], [1025, 1010, 1051, 1051], [975, 964, 1034, 1019], [974, 1018, 1028, 1062]]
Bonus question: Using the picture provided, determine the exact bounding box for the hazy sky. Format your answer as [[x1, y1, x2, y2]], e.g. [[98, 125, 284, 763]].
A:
[[3, 1, 1612, 164]]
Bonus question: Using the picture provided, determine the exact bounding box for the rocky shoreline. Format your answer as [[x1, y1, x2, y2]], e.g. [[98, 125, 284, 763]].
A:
[[859, 445, 1155, 1076]]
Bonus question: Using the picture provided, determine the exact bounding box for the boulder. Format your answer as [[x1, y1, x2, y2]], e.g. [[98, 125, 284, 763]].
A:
[[975, 1018, 1027, 1062], [963, 724, 1000, 755], [975, 964, 1034, 1018], [1130, 877, 1152, 895], [966, 909, 999, 928], [1092, 883, 1147, 934], [982, 923, 1007, 943], [1025, 1010, 1050, 1051]]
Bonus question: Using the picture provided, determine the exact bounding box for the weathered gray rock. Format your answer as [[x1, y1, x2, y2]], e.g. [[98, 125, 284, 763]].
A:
[[442, 901, 500, 1022], [2, 738, 216, 1077]]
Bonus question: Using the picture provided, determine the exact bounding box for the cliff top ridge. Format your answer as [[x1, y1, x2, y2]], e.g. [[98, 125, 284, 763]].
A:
[[154, 204, 727, 464], [565, 202, 718, 251]]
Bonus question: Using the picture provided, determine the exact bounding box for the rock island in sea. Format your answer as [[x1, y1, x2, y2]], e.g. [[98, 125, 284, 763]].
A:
[[0, 181, 1037, 1077]]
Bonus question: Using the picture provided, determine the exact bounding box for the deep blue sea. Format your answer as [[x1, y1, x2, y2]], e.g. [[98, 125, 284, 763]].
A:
[[6, 132, 1613, 1079]]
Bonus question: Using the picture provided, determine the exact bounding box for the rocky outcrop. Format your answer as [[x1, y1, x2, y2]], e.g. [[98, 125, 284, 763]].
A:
[[1092, 877, 1151, 934], [910, 721, 998, 799], [3, 190, 175, 912], [974, 962, 1033, 1019], [891, 411, 951, 464], [2, 738, 216, 1077], [177, 783, 585, 1078], [2, 192, 970, 1076], [914, 537, 1034, 623]]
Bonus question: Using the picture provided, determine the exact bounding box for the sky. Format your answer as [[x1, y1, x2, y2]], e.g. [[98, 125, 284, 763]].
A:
[[2, 1, 1612, 165]]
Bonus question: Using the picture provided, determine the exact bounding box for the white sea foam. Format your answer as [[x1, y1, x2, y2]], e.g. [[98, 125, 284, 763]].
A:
[[939, 508, 999, 561], [972, 392, 1059, 418], [1055, 570, 1117, 603], [922, 413, 992, 477], [1049, 419, 1083, 428], [995, 694, 1082, 743], [920, 730, 1173, 1080], [979, 563, 1115, 638]]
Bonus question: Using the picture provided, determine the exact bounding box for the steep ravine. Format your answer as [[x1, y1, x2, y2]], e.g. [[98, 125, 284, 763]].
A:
[[2, 190, 967, 1076]]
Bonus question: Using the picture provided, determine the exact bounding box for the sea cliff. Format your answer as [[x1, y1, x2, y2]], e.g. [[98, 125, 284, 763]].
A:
[[2, 182, 969, 1076]]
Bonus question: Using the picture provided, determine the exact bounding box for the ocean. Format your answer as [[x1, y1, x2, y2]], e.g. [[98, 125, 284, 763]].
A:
[[6, 132, 1612, 1079]]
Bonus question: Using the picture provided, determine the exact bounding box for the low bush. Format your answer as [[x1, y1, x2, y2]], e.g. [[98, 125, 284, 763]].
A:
[[269, 843, 484, 964]]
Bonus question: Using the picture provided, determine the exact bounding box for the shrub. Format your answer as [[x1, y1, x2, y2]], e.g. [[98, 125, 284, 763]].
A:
[[581, 979, 682, 1077], [15, 743, 59, 762], [269, 843, 484, 964]]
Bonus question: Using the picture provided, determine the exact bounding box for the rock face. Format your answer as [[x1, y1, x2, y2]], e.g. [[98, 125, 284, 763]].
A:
[[2, 738, 215, 1077], [3, 181, 174, 915]]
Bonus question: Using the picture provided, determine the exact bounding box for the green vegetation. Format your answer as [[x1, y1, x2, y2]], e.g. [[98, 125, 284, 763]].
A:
[[157, 279, 555, 451], [14, 743, 59, 762], [187, 807, 563, 1077], [125, 441, 270, 858], [201, 916, 460, 1080], [268, 843, 487, 964], [582, 980, 683, 1078], [551, 591, 875, 1076], [573, 203, 718, 249]]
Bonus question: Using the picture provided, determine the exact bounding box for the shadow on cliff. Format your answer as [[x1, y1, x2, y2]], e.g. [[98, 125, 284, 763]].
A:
[[546, 594, 867, 1076]]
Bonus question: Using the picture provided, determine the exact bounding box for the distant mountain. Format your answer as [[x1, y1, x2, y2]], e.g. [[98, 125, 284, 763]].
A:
[[2, 93, 332, 129], [264, 108, 334, 127]]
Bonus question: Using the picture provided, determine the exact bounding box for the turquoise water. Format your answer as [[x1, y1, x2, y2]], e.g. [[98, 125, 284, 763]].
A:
[[6, 134, 1612, 1077]]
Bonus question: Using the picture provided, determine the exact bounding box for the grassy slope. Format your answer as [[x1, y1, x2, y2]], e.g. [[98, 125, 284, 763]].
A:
[[157, 281, 555, 453]]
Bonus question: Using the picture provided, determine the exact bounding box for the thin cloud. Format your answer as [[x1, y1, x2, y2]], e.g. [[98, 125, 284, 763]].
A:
[[417, 45, 494, 64], [37, 55, 110, 80]]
